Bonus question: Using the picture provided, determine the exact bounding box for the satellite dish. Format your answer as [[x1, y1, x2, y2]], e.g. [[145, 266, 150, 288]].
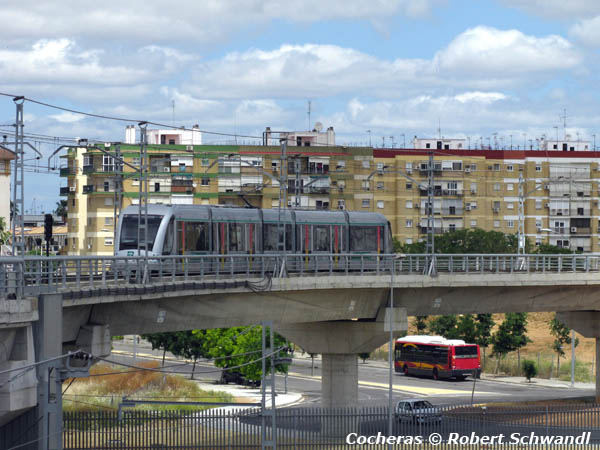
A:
[[314, 122, 323, 132]]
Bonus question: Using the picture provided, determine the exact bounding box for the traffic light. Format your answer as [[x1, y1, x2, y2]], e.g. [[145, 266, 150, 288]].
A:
[[44, 214, 53, 242]]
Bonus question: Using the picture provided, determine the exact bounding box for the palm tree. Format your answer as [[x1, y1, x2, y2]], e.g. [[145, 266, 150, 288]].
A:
[[54, 200, 67, 222]]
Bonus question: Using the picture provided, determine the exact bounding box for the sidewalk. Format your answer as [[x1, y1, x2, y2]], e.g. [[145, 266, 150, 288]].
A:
[[481, 373, 595, 390], [194, 380, 302, 409]]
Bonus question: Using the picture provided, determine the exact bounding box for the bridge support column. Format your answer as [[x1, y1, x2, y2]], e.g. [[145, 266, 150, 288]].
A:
[[276, 307, 407, 409], [557, 311, 600, 402]]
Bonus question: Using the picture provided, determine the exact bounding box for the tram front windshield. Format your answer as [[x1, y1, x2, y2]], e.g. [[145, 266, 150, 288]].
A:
[[119, 214, 163, 251]]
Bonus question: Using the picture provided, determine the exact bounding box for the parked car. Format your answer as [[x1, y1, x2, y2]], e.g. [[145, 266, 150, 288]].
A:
[[220, 370, 261, 388], [394, 399, 442, 424]]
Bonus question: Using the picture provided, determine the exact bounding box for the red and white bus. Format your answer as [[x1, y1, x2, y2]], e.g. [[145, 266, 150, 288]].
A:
[[395, 335, 481, 381]]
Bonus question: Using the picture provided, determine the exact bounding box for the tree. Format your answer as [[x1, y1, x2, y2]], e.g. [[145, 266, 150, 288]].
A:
[[142, 332, 177, 367], [548, 314, 579, 378], [474, 314, 494, 364], [358, 352, 370, 364], [413, 316, 428, 334], [428, 315, 459, 339], [491, 313, 530, 374], [522, 360, 537, 382], [0, 217, 10, 245], [54, 200, 68, 222]]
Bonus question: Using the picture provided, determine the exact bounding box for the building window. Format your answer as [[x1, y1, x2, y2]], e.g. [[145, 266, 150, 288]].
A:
[[506, 165, 513, 172], [406, 200, 413, 209], [72, 198, 75, 207], [494, 220, 500, 228], [362, 160, 370, 169], [102, 154, 115, 172], [536, 165, 542, 172], [377, 200, 384, 209], [337, 160, 346, 170], [362, 180, 370, 191], [406, 182, 412, 189], [506, 183, 514, 191], [201, 178, 210, 186], [104, 181, 110, 192], [470, 183, 477, 194], [470, 164, 477, 171], [493, 164, 500, 171], [448, 224, 456, 231], [493, 183, 501, 191], [337, 199, 345, 210], [104, 217, 113, 226], [506, 220, 514, 228], [104, 238, 114, 246], [155, 182, 160, 192], [536, 200, 542, 209], [493, 201, 501, 211], [406, 219, 413, 228], [536, 219, 542, 230], [376, 181, 384, 190], [577, 207, 584, 216], [507, 202, 514, 210], [201, 158, 210, 166], [376, 162, 385, 171], [132, 157, 140, 166], [449, 206, 456, 215], [470, 220, 477, 227], [361, 199, 370, 208], [83, 155, 93, 167]]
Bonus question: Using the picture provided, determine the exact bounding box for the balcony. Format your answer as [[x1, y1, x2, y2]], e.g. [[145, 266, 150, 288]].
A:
[[59, 187, 71, 196], [420, 189, 463, 197], [82, 165, 94, 174], [60, 167, 71, 177], [171, 179, 194, 194], [82, 185, 95, 194]]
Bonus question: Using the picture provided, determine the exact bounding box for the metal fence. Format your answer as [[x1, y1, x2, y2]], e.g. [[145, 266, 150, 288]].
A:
[[1, 253, 600, 299], [62, 404, 600, 449]]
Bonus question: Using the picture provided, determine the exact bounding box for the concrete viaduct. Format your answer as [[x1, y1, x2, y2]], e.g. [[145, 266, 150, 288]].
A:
[[2, 252, 600, 446]]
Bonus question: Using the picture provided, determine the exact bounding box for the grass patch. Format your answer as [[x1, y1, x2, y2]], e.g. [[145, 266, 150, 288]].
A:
[[63, 361, 232, 412]]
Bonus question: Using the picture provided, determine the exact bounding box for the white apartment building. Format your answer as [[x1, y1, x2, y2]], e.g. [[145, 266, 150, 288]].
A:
[[124, 125, 202, 146], [264, 124, 335, 147]]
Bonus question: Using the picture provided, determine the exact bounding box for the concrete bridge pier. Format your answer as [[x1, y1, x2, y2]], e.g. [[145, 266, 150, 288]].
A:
[[276, 307, 407, 409], [556, 311, 600, 402]]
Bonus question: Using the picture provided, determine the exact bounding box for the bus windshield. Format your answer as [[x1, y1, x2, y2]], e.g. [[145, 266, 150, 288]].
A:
[[119, 214, 163, 251], [454, 346, 478, 359]]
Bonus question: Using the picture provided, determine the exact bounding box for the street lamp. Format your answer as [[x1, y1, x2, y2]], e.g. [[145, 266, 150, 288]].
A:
[[401, 133, 405, 148], [366, 130, 372, 147]]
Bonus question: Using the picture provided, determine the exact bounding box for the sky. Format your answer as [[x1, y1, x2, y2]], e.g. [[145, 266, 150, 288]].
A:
[[1, 0, 600, 213]]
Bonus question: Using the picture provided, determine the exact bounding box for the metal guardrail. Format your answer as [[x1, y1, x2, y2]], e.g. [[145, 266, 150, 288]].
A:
[[60, 403, 600, 449], [1, 253, 599, 300]]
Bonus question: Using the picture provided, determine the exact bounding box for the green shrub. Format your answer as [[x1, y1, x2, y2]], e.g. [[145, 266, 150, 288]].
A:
[[522, 360, 537, 382]]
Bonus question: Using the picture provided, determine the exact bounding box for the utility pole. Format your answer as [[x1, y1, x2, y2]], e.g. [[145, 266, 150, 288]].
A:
[[426, 152, 436, 276], [11, 97, 25, 257], [294, 157, 301, 208], [278, 138, 288, 277], [261, 320, 277, 449], [137, 123, 149, 284]]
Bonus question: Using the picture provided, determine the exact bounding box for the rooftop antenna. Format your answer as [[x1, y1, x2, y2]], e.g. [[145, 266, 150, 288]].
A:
[[437, 118, 441, 139], [171, 100, 175, 126], [307, 100, 311, 131], [559, 108, 567, 140]]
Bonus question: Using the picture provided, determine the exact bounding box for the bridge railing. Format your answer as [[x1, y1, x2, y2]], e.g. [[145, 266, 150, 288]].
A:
[[0, 253, 599, 299]]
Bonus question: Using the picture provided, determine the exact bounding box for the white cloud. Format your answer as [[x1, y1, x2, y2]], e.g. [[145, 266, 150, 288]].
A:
[[501, 0, 600, 19], [570, 16, 600, 46], [434, 26, 581, 75], [0, 0, 444, 47], [454, 92, 507, 104], [49, 112, 84, 123]]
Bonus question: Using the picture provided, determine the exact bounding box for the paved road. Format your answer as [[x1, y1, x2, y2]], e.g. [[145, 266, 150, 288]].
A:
[[109, 340, 595, 407]]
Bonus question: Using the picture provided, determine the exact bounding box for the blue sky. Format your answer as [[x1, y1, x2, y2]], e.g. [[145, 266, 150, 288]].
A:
[[1, 0, 600, 213]]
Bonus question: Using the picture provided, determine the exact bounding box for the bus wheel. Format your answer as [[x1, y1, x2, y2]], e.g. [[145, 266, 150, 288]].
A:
[[403, 365, 409, 376], [432, 369, 439, 380], [455, 375, 466, 381]]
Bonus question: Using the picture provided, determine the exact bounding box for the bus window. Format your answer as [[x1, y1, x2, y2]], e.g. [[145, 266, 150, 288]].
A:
[[454, 346, 478, 359]]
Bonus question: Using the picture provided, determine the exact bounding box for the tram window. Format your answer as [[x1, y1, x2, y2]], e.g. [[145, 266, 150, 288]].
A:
[[313, 225, 331, 252], [229, 223, 245, 252], [349, 226, 383, 252], [264, 223, 292, 252], [178, 222, 209, 253], [163, 219, 174, 255]]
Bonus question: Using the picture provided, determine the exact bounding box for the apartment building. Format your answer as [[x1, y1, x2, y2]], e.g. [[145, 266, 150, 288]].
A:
[[0, 145, 15, 228], [59, 141, 373, 255], [373, 149, 600, 252]]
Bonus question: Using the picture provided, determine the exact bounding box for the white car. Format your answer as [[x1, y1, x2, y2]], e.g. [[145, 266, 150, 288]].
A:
[[395, 399, 442, 424]]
